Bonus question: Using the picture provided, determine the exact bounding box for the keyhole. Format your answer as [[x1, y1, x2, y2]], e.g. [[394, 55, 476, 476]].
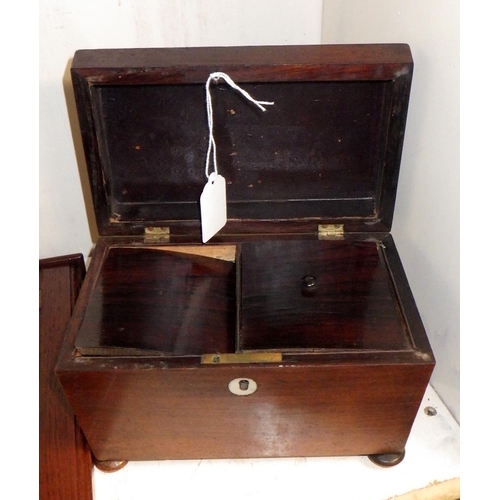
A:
[[228, 377, 257, 396]]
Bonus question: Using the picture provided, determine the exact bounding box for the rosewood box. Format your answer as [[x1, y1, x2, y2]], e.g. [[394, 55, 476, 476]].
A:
[[57, 44, 435, 469]]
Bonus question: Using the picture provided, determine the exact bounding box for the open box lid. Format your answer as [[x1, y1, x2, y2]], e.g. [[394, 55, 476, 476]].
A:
[[71, 44, 413, 237]]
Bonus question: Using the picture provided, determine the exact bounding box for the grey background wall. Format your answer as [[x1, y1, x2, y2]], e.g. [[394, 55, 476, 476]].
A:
[[39, 0, 323, 259], [322, 0, 460, 422], [39, 0, 460, 423]]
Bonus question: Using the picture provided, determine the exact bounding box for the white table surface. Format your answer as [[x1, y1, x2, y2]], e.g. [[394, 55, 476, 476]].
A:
[[93, 385, 460, 500]]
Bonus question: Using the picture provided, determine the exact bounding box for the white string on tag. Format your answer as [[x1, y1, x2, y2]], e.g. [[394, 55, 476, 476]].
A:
[[204, 72, 274, 179], [200, 72, 274, 243]]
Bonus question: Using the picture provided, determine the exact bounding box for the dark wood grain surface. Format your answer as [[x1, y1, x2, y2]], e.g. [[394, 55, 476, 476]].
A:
[[40, 254, 92, 500], [71, 44, 412, 237], [240, 239, 409, 351], [94, 81, 385, 221], [56, 44, 434, 464], [72, 44, 412, 81], [58, 360, 433, 461], [73, 238, 413, 356], [57, 236, 434, 462], [75, 246, 236, 355]]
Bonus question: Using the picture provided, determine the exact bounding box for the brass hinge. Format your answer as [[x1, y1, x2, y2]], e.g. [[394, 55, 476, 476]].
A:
[[201, 353, 283, 364], [318, 224, 344, 240], [144, 226, 170, 243]]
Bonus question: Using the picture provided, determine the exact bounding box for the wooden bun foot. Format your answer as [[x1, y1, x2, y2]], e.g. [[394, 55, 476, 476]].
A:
[[368, 449, 405, 467], [93, 458, 128, 473]]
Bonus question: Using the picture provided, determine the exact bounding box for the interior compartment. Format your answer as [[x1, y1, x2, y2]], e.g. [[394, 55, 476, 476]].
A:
[[75, 239, 410, 357], [75, 245, 237, 356], [238, 239, 410, 351]]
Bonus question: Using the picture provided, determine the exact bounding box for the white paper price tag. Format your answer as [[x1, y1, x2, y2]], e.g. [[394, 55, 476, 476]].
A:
[[200, 172, 227, 243]]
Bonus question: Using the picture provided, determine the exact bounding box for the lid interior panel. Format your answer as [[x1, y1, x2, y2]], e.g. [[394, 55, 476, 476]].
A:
[[71, 44, 413, 235], [92, 80, 390, 223]]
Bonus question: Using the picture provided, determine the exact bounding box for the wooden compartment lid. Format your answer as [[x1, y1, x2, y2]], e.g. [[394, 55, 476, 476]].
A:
[[71, 44, 413, 238]]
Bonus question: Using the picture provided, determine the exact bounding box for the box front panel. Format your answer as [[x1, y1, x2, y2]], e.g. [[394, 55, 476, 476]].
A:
[[59, 362, 432, 461]]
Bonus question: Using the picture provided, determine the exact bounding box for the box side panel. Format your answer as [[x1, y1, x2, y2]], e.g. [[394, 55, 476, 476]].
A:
[[382, 234, 435, 357]]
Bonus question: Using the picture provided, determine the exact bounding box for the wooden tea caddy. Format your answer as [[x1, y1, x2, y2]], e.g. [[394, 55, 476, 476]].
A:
[[57, 44, 435, 470]]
